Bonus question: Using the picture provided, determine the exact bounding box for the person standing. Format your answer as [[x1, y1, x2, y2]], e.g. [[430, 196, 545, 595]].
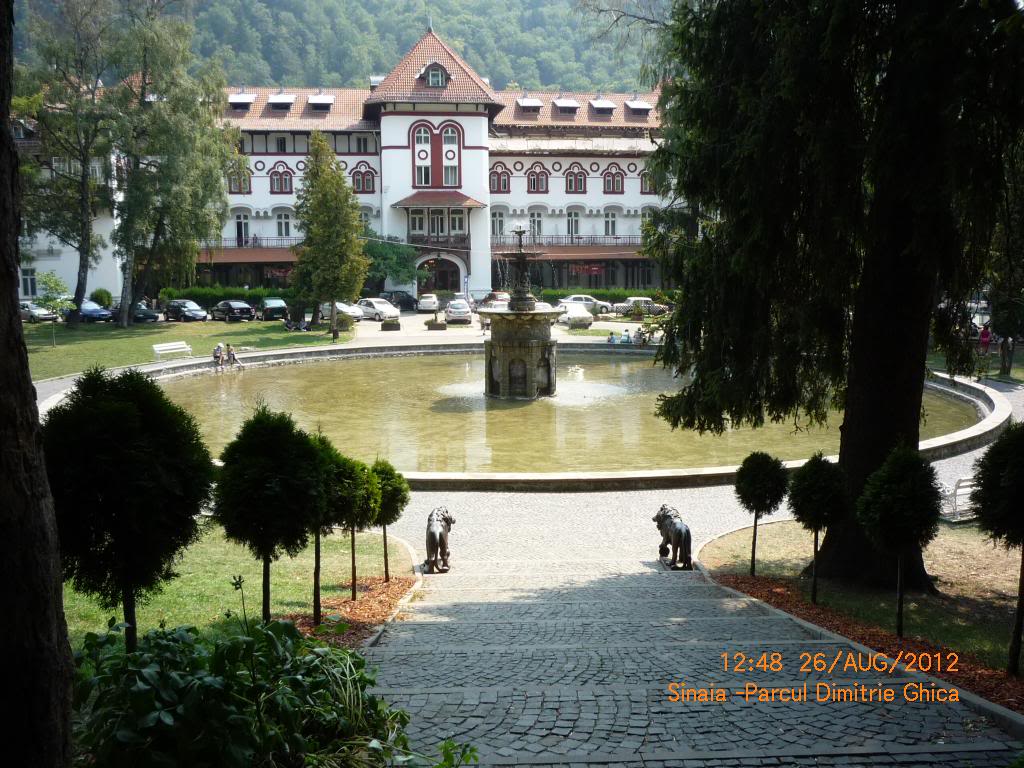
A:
[[980, 323, 992, 355]]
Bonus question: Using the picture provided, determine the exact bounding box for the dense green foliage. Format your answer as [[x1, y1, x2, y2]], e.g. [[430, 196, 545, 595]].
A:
[[215, 404, 321, 622], [788, 453, 847, 534], [538, 287, 669, 305], [73, 620, 413, 767], [159, 284, 294, 308], [88, 288, 112, 308], [42, 368, 215, 650], [856, 447, 941, 556], [373, 459, 411, 529], [15, 0, 650, 92], [973, 423, 1024, 549], [735, 451, 788, 578]]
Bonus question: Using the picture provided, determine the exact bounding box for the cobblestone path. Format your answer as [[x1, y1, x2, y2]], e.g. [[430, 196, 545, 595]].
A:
[[370, 493, 1024, 768]]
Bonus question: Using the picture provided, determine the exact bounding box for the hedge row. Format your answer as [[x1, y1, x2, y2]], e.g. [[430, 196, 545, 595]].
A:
[[538, 287, 674, 305], [158, 286, 295, 308]]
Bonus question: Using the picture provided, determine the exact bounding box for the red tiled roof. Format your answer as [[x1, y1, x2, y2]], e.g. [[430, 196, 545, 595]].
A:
[[492, 89, 661, 130], [364, 30, 501, 108], [221, 87, 376, 132], [391, 190, 487, 208]]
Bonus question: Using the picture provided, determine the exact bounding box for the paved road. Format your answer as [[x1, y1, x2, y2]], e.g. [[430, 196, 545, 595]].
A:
[[372, 491, 1024, 767]]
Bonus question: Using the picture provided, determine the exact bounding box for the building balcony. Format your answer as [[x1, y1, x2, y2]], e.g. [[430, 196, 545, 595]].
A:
[[201, 236, 303, 250], [407, 233, 471, 251], [490, 234, 642, 248]]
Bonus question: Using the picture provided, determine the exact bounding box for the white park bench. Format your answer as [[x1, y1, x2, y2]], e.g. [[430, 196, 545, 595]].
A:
[[941, 477, 978, 523], [152, 341, 193, 361]]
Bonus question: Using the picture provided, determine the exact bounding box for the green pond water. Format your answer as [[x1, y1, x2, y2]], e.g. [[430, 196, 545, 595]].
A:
[[161, 352, 979, 474]]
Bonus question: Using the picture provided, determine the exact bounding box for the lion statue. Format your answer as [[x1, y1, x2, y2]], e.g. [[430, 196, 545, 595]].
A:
[[425, 507, 455, 573], [653, 504, 693, 570]]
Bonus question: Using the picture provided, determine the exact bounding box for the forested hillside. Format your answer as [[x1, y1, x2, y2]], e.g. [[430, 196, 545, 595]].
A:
[[14, 0, 653, 93]]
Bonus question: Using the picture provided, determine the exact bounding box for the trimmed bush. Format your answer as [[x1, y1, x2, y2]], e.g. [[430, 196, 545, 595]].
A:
[[971, 423, 1024, 673], [372, 459, 411, 583], [539, 287, 675, 305], [159, 285, 294, 309], [735, 451, 788, 577], [89, 287, 113, 308], [788, 453, 848, 604], [856, 446, 941, 638]]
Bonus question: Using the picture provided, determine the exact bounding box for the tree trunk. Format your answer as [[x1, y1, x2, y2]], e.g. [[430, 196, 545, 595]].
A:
[[122, 585, 138, 653], [261, 555, 271, 624], [69, 165, 92, 326], [896, 553, 905, 639], [1009, 548, 1024, 675], [811, 528, 818, 605], [0, 2, 74, 759], [330, 300, 339, 342], [313, 528, 321, 626], [383, 525, 390, 583], [749, 515, 758, 578], [350, 526, 357, 601]]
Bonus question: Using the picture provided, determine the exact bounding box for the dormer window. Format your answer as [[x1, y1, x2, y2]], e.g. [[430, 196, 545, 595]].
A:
[[308, 93, 334, 112], [228, 92, 256, 112], [516, 93, 542, 113], [553, 96, 580, 115], [268, 92, 296, 111], [590, 96, 616, 115], [427, 67, 445, 87], [626, 98, 653, 116]]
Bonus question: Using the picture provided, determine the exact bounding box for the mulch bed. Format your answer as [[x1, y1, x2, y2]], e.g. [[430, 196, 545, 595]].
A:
[[717, 573, 1024, 714], [286, 576, 416, 648]]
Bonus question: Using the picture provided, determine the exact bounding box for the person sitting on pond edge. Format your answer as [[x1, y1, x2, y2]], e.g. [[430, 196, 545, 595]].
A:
[[622, 329, 632, 344], [607, 331, 617, 343], [226, 343, 242, 368], [212, 342, 224, 367]]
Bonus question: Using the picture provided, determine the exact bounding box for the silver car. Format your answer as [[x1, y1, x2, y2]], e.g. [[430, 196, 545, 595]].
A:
[[20, 300, 57, 323], [418, 293, 440, 312], [562, 294, 613, 314], [357, 297, 401, 321], [319, 301, 364, 322], [444, 299, 473, 324]]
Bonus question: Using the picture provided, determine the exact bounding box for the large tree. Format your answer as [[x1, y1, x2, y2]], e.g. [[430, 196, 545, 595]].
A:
[[294, 130, 368, 340], [990, 133, 1024, 375], [20, 0, 116, 323], [0, 0, 73, 760], [647, 0, 1024, 587], [109, 0, 239, 326]]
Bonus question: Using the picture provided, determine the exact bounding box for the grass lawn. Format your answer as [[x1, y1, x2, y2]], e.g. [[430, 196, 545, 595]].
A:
[[63, 522, 412, 649], [926, 350, 1023, 385], [24, 320, 354, 381], [566, 328, 612, 337], [701, 520, 1020, 669]]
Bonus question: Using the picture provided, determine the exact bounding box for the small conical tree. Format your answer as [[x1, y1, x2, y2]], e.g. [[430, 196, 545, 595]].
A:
[[42, 367, 215, 651], [857, 446, 941, 638], [735, 451, 788, 577], [971, 423, 1024, 674], [215, 405, 320, 623], [372, 459, 411, 583], [788, 453, 848, 604], [335, 460, 380, 601]]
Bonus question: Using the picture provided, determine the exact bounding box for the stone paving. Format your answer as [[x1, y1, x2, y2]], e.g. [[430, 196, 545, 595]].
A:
[[374, 495, 1024, 767]]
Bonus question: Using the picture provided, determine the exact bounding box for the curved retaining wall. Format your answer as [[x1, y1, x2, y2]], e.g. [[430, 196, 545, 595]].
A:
[[37, 341, 1011, 492]]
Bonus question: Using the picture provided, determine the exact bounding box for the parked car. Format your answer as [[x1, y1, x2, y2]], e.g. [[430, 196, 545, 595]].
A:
[[453, 292, 477, 311], [258, 297, 289, 321], [63, 300, 113, 322], [478, 300, 508, 329], [111, 299, 160, 322], [534, 301, 559, 325], [20, 301, 57, 323], [613, 297, 668, 316], [481, 291, 511, 305], [357, 297, 400, 321], [417, 293, 440, 312], [556, 302, 594, 328], [164, 299, 208, 322], [319, 301, 364, 322], [211, 300, 256, 322], [445, 299, 473, 324], [561, 294, 613, 315], [378, 290, 418, 311]]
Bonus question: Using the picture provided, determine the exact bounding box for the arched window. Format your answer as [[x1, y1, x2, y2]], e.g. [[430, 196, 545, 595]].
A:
[[640, 172, 655, 195], [414, 126, 431, 187], [641, 208, 655, 226], [269, 168, 293, 194], [491, 210, 505, 237], [489, 164, 510, 193], [351, 166, 375, 193], [604, 211, 617, 236], [529, 211, 543, 237], [228, 173, 251, 194], [603, 165, 624, 194], [442, 127, 459, 187], [566, 210, 580, 237], [359, 209, 370, 227], [565, 164, 586, 194], [276, 212, 290, 237], [427, 66, 446, 87], [352, 172, 363, 192], [526, 164, 549, 194]]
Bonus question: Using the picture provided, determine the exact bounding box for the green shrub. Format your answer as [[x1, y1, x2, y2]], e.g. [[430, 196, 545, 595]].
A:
[[538, 287, 672, 305], [735, 451, 788, 577], [89, 288, 113, 308], [159, 285, 294, 309], [788, 453, 847, 603]]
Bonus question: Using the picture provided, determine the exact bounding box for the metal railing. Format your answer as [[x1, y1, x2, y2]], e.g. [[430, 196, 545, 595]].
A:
[[201, 236, 304, 249], [407, 233, 472, 249], [490, 235, 643, 247]]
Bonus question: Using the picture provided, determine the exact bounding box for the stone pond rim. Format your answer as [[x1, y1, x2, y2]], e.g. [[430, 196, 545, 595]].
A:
[[35, 339, 1011, 492]]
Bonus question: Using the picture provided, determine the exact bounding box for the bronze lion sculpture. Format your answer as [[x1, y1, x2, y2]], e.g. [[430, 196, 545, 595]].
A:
[[653, 504, 693, 570], [425, 507, 455, 574]]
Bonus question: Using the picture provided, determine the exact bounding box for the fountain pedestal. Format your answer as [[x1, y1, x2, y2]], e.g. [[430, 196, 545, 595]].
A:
[[481, 310, 561, 398]]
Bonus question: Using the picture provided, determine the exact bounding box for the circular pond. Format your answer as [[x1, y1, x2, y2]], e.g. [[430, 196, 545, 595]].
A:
[[160, 352, 980, 474]]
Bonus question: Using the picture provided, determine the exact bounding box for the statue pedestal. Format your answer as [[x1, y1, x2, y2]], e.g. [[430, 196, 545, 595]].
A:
[[480, 310, 561, 399]]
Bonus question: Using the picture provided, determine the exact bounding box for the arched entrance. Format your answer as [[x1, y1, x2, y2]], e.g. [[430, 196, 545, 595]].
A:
[[416, 254, 465, 294]]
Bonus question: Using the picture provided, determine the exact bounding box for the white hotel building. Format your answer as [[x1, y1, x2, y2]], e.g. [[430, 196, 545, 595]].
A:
[[17, 29, 670, 302]]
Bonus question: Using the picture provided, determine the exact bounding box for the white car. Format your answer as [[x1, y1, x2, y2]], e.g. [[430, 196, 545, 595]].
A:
[[556, 302, 594, 328], [20, 301, 58, 323], [417, 293, 440, 312], [319, 301, 364, 322], [452, 292, 476, 311], [562, 294, 613, 315], [534, 301, 559, 325], [357, 297, 400, 321], [444, 299, 473, 324], [613, 296, 668, 316]]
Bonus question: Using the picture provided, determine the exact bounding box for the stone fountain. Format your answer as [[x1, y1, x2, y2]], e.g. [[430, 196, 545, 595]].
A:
[[477, 226, 563, 399]]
